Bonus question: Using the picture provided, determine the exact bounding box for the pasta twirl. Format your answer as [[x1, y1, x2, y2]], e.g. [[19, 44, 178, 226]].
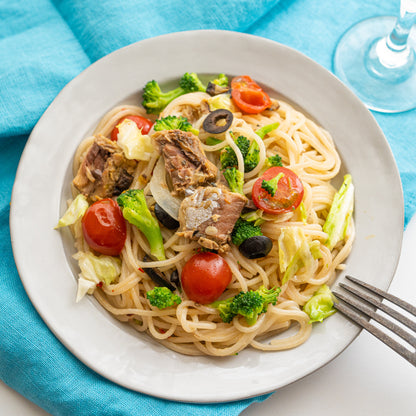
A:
[[67, 85, 354, 357]]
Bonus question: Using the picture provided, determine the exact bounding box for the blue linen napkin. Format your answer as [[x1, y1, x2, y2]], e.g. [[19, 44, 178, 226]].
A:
[[1, 0, 415, 415]]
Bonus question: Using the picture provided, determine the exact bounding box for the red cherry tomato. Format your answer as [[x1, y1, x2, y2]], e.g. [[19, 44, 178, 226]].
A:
[[181, 252, 232, 304], [231, 75, 272, 114], [82, 198, 127, 256], [252, 167, 304, 215], [110, 115, 153, 141]]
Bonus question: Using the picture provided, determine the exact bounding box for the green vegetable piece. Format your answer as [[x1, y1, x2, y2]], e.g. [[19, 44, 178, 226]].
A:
[[278, 227, 321, 285], [323, 174, 354, 250], [55, 194, 89, 229], [211, 297, 235, 323], [146, 286, 182, 309], [220, 135, 249, 169], [179, 72, 206, 92], [223, 167, 244, 195], [117, 189, 166, 261], [142, 73, 228, 114], [303, 284, 336, 323], [75, 252, 122, 301], [230, 291, 265, 326], [261, 172, 284, 197], [244, 140, 260, 173], [255, 122, 280, 139], [220, 135, 259, 172], [299, 202, 307, 224], [231, 218, 263, 246], [266, 154, 283, 167], [142, 80, 185, 114], [309, 240, 322, 260], [212, 286, 281, 326], [240, 209, 265, 227], [153, 115, 199, 136], [86, 253, 122, 286], [205, 137, 223, 146], [211, 73, 229, 87], [208, 93, 233, 111]]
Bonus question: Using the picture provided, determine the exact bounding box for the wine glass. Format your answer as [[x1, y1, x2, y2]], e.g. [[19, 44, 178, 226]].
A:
[[333, 0, 416, 113]]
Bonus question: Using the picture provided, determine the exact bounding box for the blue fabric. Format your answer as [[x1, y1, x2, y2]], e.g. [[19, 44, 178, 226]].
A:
[[0, 0, 414, 415]]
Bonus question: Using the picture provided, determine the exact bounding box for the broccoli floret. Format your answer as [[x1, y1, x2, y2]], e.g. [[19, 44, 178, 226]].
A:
[[212, 286, 281, 326], [146, 286, 182, 309], [220, 148, 236, 170], [153, 115, 199, 136], [179, 72, 206, 92], [261, 172, 284, 197], [220, 135, 249, 170], [220, 135, 259, 172], [143, 73, 229, 114], [211, 73, 229, 87], [117, 190, 165, 261], [212, 297, 235, 323], [223, 167, 244, 195], [235, 135, 251, 159], [244, 140, 260, 172], [231, 218, 263, 246], [142, 80, 185, 115], [266, 154, 283, 167], [180, 72, 229, 92]]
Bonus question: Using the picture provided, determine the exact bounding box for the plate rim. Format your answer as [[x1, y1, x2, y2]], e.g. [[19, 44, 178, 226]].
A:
[[10, 29, 404, 403]]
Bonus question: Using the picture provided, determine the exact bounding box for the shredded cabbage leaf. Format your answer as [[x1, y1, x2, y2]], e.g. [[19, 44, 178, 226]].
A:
[[55, 194, 88, 229], [207, 93, 233, 111], [74, 252, 121, 302], [303, 284, 336, 323], [323, 174, 354, 250], [278, 227, 322, 285], [117, 118, 154, 161]]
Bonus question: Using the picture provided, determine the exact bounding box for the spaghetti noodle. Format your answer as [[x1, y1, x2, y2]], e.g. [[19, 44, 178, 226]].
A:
[[66, 79, 354, 357]]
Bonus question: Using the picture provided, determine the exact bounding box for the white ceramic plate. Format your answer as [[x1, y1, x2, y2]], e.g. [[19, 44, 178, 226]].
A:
[[10, 30, 403, 403]]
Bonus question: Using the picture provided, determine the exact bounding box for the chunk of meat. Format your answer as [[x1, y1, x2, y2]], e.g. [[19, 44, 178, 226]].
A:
[[73, 135, 137, 202], [178, 186, 247, 252], [152, 130, 217, 196]]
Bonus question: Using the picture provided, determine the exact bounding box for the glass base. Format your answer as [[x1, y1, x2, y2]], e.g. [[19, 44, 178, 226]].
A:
[[333, 16, 416, 113]]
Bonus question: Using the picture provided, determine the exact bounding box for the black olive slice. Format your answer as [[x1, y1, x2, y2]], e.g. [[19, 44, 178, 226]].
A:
[[202, 109, 233, 134], [154, 203, 180, 230], [142, 255, 176, 291], [170, 269, 180, 288], [238, 236, 273, 259]]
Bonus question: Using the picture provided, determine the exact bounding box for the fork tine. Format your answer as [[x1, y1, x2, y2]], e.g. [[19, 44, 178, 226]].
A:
[[346, 275, 416, 316], [332, 297, 416, 367], [339, 282, 416, 332], [333, 289, 416, 348]]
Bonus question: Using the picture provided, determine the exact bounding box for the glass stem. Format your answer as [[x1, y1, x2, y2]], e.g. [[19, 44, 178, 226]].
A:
[[386, 1, 416, 52], [376, 2, 416, 69]]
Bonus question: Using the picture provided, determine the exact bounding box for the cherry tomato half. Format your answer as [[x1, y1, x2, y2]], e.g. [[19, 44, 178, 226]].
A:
[[252, 167, 304, 215], [110, 115, 153, 141], [82, 198, 127, 256], [231, 75, 272, 114], [181, 252, 232, 304]]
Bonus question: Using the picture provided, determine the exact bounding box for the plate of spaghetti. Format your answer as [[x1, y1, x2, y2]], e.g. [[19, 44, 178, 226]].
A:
[[11, 30, 403, 402]]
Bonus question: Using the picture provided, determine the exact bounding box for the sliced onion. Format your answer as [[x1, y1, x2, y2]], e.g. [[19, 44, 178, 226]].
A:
[[149, 157, 182, 220]]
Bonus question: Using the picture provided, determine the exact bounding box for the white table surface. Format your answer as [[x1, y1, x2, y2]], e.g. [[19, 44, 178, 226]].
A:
[[2, 215, 415, 415]]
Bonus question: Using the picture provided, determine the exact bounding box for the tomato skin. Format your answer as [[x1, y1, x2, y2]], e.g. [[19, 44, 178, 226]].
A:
[[82, 198, 127, 256], [252, 167, 304, 215], [110, 115, 153, 141], [181, 252, 232, 304], [231, 75, 272, 114]]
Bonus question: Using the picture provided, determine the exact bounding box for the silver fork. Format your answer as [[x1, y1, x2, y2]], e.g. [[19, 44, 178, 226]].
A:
[[332, 275, 416, 366]]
